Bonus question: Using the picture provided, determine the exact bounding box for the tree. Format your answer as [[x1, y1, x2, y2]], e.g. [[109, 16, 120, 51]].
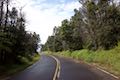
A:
[[0, 0, 4, 26], [43, 0, 120, 51], [78, 0, 120, 50], [0, 0, 40, 64]]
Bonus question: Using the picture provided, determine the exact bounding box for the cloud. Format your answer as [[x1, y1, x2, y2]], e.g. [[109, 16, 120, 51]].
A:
[[12, 0, 81, 44]]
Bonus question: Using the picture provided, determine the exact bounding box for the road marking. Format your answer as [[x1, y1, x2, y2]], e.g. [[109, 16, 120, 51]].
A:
[[82, 62, 119, 79], [50, 55, 61, 80], [72, 58, 119, 79], [57, 64, 60, 78], [96, 67, 119, 79]]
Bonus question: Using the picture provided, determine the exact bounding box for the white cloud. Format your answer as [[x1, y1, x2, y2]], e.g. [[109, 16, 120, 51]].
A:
[[12, 0, 81, 44]]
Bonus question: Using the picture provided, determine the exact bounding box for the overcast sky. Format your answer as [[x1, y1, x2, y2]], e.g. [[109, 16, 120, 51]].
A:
[[11, 0, 81, 44]]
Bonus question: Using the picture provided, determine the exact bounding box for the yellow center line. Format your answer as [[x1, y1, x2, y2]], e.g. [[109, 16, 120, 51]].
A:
[[50, 55, 61, 80]]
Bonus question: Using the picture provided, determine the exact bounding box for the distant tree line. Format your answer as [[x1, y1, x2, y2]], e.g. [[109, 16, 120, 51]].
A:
[[42, 0, 120, 52], [0, 0, 40, 64]]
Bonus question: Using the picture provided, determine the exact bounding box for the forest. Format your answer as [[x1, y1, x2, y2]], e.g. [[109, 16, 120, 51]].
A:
[[0, 0, 40, 65], [42, 0, 120, 52]]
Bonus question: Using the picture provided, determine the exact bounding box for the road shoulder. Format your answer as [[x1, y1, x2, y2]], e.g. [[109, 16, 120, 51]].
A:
[[55, 55, 119, 80]]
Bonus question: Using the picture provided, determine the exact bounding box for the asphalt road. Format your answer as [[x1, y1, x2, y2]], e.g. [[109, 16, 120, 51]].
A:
[[56, 56, 118, 80], [7, 55, 119, 80], [7, 55, 56, 80]]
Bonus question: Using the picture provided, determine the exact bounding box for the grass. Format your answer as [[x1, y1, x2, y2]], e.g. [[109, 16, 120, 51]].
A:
[[0, 54, 40, 79], [52, 43, 120, 76]]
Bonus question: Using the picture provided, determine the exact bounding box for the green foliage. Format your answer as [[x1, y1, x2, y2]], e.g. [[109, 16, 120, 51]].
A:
[[42, 0, 120, 51], [0, 1, 40, 64], [58, 44, 120, 75], [0, 54, 40, 79]]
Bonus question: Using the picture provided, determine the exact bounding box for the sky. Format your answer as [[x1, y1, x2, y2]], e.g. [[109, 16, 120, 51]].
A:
[[11, 0, 81, 44]]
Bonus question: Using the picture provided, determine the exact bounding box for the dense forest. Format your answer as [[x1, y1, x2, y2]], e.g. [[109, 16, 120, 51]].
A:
[[42, 0, 120, 52], [0, 0, 40, 64]]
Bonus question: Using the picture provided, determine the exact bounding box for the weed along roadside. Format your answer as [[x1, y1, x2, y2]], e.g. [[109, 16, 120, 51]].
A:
[[0, 54, 40, 80], [48, 48, 120, 78]]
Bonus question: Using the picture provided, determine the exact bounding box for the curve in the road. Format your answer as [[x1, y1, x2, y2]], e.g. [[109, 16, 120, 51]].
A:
[[7, 55, 57, 80], [4, 55, 119, 80], [50, 55, 61, 80]]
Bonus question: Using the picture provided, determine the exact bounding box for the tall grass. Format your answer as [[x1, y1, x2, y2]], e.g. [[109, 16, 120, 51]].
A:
[[55, 43, 120, 76]]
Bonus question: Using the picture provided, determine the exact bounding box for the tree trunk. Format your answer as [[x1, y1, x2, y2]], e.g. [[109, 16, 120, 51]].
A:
[[5, 0, 9, 28], [0, 1, 4, 26]]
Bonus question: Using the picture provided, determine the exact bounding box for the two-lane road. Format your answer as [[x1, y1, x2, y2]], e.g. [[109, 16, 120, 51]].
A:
[[6, 55, 119, 80]]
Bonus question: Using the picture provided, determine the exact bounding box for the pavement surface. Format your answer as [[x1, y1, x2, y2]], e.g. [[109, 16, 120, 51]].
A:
[[56, 56, 118, 80], [6, 55, 119, 80], [7, 55, 56, 80]]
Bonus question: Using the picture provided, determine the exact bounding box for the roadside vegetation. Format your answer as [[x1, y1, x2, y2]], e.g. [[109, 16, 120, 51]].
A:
[[0, 54, 40, 79], [42, 0, 120, 77], [53, 45, 120, 76], [0, 64, 29, 79], [0, 0, 40, 78]]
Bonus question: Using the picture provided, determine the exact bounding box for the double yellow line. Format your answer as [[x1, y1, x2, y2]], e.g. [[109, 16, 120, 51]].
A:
[[50, 56, 61, 80]]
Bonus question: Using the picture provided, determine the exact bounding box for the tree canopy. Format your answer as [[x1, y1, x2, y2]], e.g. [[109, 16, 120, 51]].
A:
[[42, 0, 120, 52], [0, 0, 40, 64]]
